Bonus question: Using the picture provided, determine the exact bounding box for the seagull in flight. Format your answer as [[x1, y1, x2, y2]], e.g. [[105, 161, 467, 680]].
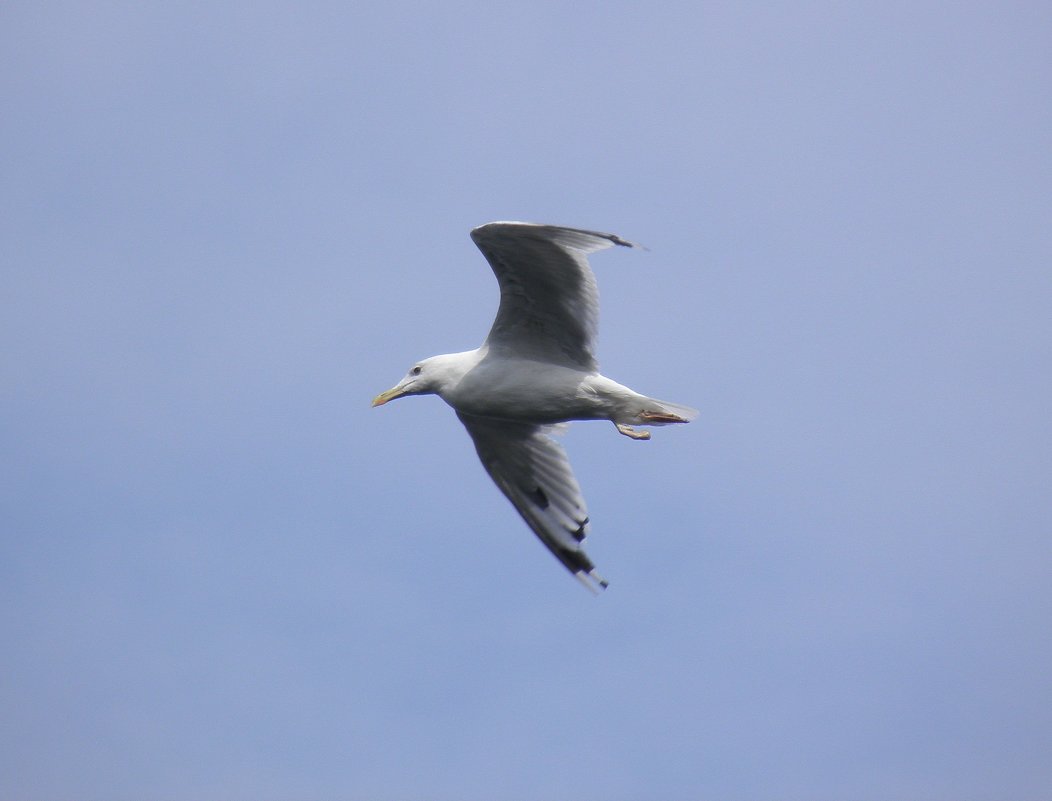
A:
[[372, 222, 696, 591]]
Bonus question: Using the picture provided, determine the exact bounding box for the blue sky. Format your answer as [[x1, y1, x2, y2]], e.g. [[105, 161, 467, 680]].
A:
[[3, 2, 1051, 799]]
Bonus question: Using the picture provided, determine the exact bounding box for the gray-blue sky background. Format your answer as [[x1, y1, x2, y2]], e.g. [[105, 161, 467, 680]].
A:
[[3, 3, 1050, 800]]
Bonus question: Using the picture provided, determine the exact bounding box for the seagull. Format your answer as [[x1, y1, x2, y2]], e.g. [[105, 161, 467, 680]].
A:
[[372, 222, 697, 591]]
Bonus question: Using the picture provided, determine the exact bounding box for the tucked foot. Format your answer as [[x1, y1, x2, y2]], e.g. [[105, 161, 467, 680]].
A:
[[616, 423, 651, 440], [640, 410, 689, 424]]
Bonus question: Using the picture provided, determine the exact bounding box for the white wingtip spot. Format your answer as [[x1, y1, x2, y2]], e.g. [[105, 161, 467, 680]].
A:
[[575, 569, 609, 594]]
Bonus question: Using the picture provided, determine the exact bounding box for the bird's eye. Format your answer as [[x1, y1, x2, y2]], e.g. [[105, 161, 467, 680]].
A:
[[411, 366, 422, 375]]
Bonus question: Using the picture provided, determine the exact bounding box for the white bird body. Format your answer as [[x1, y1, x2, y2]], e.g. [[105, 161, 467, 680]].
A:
[[373, 222, 697, 590], [435, 350, 642, 424]]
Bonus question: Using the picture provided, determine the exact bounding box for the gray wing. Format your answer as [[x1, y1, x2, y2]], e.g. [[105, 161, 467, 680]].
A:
[[470, 221, 637, 372], [457, 410, 608, 591]]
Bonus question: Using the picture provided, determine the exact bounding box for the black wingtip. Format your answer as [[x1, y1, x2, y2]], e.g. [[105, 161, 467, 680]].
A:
[[608, 233, 641, 249], [471, 221, 645, 251]]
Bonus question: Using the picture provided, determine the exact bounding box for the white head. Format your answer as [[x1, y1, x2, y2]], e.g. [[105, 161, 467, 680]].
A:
[[371, 353, 468, 407]]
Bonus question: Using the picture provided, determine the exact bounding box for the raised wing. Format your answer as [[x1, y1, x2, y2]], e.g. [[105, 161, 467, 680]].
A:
[[470, 221, 637, 372], [457, 410, 608, 591]]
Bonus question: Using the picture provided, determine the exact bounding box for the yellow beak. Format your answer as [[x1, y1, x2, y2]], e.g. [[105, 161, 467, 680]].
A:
[[371, 385, 406, 407]]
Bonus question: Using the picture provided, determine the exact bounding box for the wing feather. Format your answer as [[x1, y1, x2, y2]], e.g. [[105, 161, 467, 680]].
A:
[[457, 410, 608, 590], [470, 221, 637, 372]]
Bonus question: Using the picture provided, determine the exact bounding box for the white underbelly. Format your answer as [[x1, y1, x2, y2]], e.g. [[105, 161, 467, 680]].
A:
[[444, 359, 610, 423]]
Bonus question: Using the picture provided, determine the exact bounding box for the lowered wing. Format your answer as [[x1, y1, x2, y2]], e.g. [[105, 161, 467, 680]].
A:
[[457, 410, 608, 591]]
